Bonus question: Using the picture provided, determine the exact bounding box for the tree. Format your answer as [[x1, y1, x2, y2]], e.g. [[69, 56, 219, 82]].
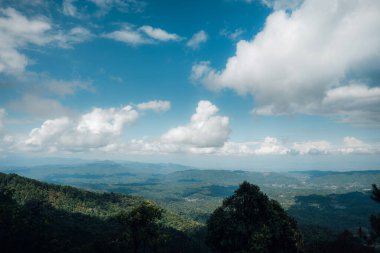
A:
[[206, 181, 304, 253], [371, 184, 380, 203], [116, 200, 163, 253], [309, 230, 375, 253], [370, 184, 380, 242]]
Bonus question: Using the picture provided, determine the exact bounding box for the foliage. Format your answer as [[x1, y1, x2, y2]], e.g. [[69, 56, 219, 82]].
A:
[[371, 184, 380, 203], [0, 172, 208, 253], [288, 191, 379, 233], [370, 184, 380, 244], [206, 181, 304, 253], [116, 201, 163, 253], [305, 230, 374, 253]]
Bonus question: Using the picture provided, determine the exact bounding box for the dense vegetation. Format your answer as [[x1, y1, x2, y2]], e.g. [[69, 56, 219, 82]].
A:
[[0, 173, 206, 253], [1, 168, 380, 253], [206, 181, 304, 253], [3, 162, 379, 230]]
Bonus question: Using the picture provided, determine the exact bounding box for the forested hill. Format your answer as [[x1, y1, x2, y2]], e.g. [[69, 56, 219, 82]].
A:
[[0, 172, 206, 253]]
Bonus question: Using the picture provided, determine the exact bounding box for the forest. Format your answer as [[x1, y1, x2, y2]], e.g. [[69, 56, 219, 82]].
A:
[[1, 171, 380, 253]]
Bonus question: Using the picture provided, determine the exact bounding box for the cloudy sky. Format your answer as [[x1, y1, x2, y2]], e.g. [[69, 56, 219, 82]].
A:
[[0, 0, 379, 170]]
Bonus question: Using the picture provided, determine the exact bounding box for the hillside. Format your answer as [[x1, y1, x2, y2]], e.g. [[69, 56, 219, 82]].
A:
[[0, 172, 206, 253], [2, 163, 380, 231]]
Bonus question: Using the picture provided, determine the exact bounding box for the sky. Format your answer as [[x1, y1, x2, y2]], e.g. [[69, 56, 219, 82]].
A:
[[0, 0, 380, 171]]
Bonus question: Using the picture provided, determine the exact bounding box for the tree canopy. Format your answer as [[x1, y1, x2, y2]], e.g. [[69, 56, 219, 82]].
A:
[[206, 181, 304, 253]]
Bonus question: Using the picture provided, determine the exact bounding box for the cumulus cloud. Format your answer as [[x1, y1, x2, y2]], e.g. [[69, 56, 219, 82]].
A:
[[77, 106, 138, 135], [161, 100, 230, 148], [254, 137, 289, 155], [192, 0, 380, 126], [217, 137, 379, 156], [339, 136, 377, 155], [105, 24, 181, 46], [186, 30, 208, 49], [218, 138, 290, 156], [23, 105, 139, 152], [292, 140, 332, 155], [6, 104, 380, 156], [25, 117, 71, 147], [137, 100, 171, 112], [0, 8, 91, 74]]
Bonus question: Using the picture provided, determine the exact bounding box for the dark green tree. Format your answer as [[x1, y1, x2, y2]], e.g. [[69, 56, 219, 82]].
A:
[[206, 181, 304, 253], [371, 184, 380, 203], [370, 184, 380, 243], [308, 230, 374, 253], [116, 200, 163, 253]]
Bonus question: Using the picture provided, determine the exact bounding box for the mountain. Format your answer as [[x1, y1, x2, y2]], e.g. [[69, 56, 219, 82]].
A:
[[1, 162, 380, 232], [0, 172, 207, 253]]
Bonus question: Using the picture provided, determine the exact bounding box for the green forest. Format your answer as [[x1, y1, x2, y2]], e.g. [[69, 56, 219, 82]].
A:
[[1, 172, 380, 252]]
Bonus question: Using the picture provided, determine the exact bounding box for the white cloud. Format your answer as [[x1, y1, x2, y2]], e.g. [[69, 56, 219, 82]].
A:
[[25, 117, 71, 147], [0, 8, 91, 75], [218, 141, 258, 155], [217, 138, 290, 156], [23, 105, 139, 152], [0, 8, 50, 74], [6, 106, 380, 156], [161, 100, 230, 148], [104, 25, 150, 45], [137, 100, 171, 112], [339, 136, 378, 155], [254, 137, 289, 155], [261, 0, 303, 10], [193, 0, 380, 125], [139, 26, 181, 41], [77, 105, 138, 135], [292, 140, 332, 155], [105, 25, 181, 46], [217, 137, 379, 156], [186, 30, 208, 49]]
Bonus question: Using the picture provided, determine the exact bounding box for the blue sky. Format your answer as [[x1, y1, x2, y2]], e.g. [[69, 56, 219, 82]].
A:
[[0, 0, 379, 170]]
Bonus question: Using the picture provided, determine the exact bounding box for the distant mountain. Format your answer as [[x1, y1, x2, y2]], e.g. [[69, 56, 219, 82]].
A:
[[0, 156, 89, 166], [0, 160, 197, 180], [289, 170, 380, 178]]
